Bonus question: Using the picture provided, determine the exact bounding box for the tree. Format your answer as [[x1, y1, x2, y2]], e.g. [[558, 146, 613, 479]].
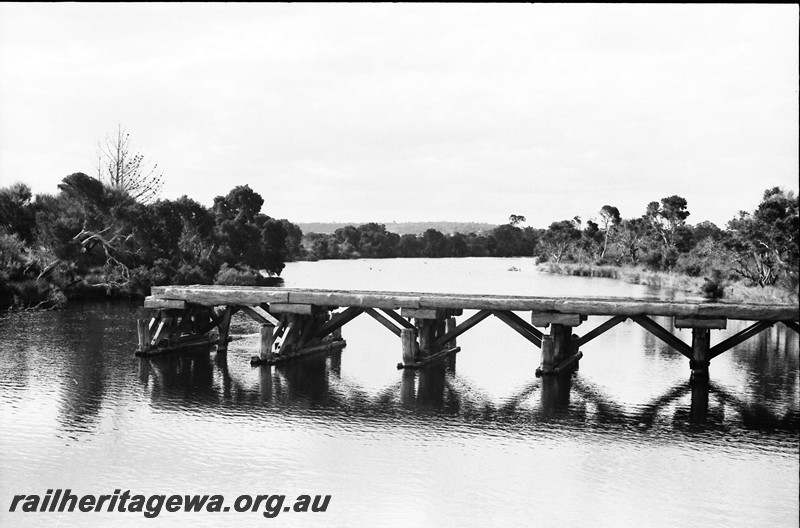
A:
[[0, 182, 35, 242], [280, 219, 305, 261], [449, 232, 469, 257], [307, 233, 338, 260], [97, 123, 163, 203], [357, 223, 399, 258], [212, 185, 263, 224], [333, 225, 361, 257], [491, 224, 527, 257], [693, 221, 724, 243], [213, 186, 265, 269], [508, 214, 526, 227], [726, 187, 799, 286], [172, 196, 216, 266], [260, 218, 288, 275], [644, 195, 690, 251], [598, 205, 621, 259], [616, 217, 648, 265], [580, 219, 603, 259], [210, 185, 288, 275], [396, 234, 424, 257], [540, 219, 582, 263], [422, 229, 450, 258]]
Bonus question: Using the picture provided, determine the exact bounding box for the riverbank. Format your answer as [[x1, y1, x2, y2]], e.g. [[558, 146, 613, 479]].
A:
[[539, 262, 799, 304]]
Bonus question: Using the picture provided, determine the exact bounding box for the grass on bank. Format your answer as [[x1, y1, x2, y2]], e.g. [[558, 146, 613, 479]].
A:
[[540, 262, 799, 304]]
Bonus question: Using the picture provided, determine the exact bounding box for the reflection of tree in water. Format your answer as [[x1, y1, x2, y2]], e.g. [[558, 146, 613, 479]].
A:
[[0, 312, 36, 395], [726, 324, 799, 405], [0, 303, 158, 436], [52, 308, 107, 435]]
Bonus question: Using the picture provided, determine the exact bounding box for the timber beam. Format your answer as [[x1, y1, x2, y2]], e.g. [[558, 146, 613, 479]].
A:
[[268, 303, 316, 315], [313, 307, 363, 340], [400, 307, 463, 319], [252, 339, 347, 366], [397, 346, 461, 370], [492, 310, 543, 347], [380, 308, 415, 329], [364, 308, 403, 337], [783, 321, 800, 334], [239, 305, 280, 326], [531, 312, 586, 328], [674, 316, 727, 329], [143, 297, 188, 310]]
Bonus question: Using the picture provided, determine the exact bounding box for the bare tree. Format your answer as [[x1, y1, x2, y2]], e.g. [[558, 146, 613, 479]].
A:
[[97, 123, 163, 203]]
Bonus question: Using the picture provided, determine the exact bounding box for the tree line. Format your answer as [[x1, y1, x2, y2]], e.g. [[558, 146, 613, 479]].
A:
[[1, 162, 796, 308], [301, 190, 799, 292]]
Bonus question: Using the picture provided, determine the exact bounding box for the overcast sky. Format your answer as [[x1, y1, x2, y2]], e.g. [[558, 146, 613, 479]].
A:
[[0, 3, 797, 228]]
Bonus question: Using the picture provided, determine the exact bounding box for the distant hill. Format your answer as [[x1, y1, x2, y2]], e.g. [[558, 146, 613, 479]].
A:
[[297, 221, 499, 235]]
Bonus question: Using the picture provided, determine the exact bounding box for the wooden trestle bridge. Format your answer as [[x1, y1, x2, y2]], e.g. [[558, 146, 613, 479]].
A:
[[137, 285, 799, 379]]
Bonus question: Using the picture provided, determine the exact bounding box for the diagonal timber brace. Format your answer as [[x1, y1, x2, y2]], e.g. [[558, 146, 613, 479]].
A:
[[314, 307, 363, 340], [380, 308, 415, 329], [631, 315, 693, 359], [364, 308, 403, 337], [707, 320, 775, 360], [782, 321, 800, 334], [576, 316, 628, 347], [491, 310, 543, 347]]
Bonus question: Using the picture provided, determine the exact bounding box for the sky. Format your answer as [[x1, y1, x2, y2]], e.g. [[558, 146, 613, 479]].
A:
[[0, 3, 797, 228]]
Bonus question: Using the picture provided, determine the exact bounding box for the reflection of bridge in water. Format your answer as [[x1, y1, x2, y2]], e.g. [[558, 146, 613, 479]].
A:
[[137, 349, 799, 434]]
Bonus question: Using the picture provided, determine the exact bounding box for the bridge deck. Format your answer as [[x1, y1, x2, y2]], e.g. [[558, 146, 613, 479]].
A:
[[149, 285, 798, 321]]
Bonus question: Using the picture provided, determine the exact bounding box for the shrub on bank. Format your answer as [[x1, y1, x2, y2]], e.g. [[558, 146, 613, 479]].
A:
[[0, 279, 67, 310], [174, 264, 211, 285], [214, 265, 271, 286]]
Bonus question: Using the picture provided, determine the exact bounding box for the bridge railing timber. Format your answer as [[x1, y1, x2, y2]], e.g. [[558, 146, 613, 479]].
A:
[[139, 285, 799, 377]]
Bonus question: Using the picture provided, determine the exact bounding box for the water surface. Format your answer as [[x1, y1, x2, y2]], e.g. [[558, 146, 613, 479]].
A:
[[1, 258, 797, 527]]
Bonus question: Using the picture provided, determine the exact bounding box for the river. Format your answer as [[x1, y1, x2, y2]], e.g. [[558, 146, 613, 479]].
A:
[[1, 258, 798, 527]]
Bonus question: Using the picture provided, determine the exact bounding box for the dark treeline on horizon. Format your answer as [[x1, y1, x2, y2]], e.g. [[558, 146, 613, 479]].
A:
[[0, 170, 798, 309]]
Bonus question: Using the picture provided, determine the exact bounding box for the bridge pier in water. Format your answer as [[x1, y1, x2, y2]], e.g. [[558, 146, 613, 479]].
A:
[[674, 316, 728, 379], [398, 308, 462, 369], [532, 313, 585, 377]]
